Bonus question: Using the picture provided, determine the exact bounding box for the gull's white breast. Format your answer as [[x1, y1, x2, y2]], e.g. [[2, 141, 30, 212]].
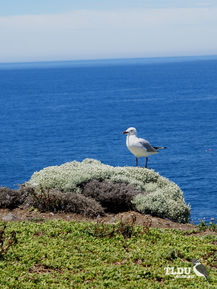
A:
[[126, 135, 154, 157]]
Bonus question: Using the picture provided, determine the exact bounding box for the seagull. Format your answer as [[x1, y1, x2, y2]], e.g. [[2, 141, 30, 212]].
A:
[[122, 127, 166, 168], [192, 259, 210, 283]]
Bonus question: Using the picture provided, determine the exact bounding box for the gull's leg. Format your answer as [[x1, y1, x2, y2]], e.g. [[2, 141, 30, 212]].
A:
[[145, 157, 148, 168], [136, 157, 138, 167]]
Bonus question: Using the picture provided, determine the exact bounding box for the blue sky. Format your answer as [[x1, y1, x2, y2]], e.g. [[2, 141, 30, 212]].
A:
[[0, 0, 217, 62], [1, 0, 217, 16]]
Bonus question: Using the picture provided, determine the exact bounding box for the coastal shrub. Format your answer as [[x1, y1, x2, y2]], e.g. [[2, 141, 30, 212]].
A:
[[26, 159, 153, 192], [0, 187, 28, 209], [26, 158, 191, 223], [31, 189, 105, 217], [132, 192, 190, 223], [82, 180, 146, 213]]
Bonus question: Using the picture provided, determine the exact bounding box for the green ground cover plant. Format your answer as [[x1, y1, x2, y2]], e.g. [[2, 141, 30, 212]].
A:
[[0, 220, 216, 289]]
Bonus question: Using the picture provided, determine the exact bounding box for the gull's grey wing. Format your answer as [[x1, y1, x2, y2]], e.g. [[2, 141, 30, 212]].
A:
[[195, 264, 209, 279], [138, 138, 157, 152]]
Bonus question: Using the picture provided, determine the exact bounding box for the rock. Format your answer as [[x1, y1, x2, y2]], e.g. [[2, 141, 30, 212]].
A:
[[2, 213, 18, 222]]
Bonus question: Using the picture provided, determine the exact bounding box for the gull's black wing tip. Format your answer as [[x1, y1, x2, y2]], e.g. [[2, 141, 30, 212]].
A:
[[153, 146, 167, 150]]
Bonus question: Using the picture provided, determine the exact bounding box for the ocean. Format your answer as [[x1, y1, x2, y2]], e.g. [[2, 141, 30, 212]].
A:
[[0, 57, 216, 223]]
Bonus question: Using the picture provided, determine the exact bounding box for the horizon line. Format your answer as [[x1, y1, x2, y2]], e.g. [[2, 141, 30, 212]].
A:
[[0, 54, 217, 67]]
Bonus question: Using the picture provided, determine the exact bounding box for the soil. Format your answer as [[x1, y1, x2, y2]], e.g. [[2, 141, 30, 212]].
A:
[[0, 208, 216, 236]]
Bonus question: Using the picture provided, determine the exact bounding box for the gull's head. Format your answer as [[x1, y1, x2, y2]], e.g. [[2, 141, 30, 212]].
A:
[[122, 127, 137, 136]]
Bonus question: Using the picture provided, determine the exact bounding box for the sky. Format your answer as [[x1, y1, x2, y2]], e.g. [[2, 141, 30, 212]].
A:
[[0, 0, 217, 62]]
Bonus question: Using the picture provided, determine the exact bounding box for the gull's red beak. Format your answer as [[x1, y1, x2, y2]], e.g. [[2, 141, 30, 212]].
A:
[[122, 131, 128, 134]]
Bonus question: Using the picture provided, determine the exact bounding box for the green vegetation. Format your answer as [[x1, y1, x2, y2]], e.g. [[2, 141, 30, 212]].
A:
[[197, 219, 217, 232], [26, 159, 190, 223], [0, 220, 216, 288]]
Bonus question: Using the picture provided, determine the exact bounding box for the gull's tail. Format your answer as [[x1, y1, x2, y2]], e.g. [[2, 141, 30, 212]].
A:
[[153, 146, 167, 150]]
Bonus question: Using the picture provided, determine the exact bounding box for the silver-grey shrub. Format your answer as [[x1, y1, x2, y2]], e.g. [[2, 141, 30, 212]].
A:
[[26, 158, 190, 223]]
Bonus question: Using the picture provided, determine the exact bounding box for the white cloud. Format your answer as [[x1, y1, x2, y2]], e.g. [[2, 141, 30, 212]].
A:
[[0, 8, 217, 62]]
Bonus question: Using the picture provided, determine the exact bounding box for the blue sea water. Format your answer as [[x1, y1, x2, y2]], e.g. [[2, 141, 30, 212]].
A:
[[0, 57, 216, 223]]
